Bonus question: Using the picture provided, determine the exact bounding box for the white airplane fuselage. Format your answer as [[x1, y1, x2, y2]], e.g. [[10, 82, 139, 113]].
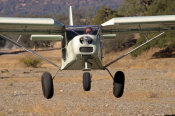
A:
[[61, 34, 103, 70]]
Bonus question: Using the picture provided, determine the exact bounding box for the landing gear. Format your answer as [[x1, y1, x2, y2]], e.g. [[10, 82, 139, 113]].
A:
[[40, 69, 124, 99], [41, 72, 54, 99], [113, 71, 125, 98], [104, 68, 125, 98], [83, 72, 91, 91]]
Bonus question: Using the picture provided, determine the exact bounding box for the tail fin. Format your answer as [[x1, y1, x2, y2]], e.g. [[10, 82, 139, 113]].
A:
[[69, 6, 74, 26]]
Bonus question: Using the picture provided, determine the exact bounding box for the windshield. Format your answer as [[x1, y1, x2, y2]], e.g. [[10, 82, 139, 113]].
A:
[[66, 26, 100, 42]]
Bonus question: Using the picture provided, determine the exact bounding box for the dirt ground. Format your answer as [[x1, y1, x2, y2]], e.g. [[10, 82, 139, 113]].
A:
[[0, 49, 175, 116]]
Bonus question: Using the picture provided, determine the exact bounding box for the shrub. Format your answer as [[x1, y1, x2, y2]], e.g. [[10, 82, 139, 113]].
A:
[[20, 56, 42, 68], [131, 32, 175, 57]]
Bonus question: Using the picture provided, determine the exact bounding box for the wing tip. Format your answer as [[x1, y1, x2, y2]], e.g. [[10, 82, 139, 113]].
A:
[[101, 18, 115, 26]]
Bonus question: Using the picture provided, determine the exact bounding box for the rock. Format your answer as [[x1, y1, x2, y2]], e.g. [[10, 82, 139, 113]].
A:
[[9, 83, 13, 86], [13, 91, 17, 96], [60, 90, 64, 92], [1, 69, 9, 73], [23, 71, 30, 74], [8, 109, 14, 114]]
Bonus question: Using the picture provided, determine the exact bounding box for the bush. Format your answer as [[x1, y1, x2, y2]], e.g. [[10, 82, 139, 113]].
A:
[[104, 34, 134, 54], [20, 56, 42, 68], [131, 32, 175, 57], [0, 38, 6, 47]]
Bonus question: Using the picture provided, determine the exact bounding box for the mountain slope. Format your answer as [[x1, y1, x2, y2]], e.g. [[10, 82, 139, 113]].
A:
[[0, 0, 123, 16]]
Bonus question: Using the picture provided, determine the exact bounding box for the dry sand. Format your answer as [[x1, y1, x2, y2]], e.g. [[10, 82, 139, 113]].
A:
[[0, 49, 175, 116]]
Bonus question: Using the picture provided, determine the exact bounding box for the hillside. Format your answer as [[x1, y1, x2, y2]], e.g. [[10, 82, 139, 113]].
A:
[[0, 0, 123, 16]]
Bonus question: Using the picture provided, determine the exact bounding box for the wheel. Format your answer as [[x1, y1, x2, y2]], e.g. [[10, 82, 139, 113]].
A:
[[41, 72, 54, 99], [113, 71, 125, 98], [83, 72, 91, 91]]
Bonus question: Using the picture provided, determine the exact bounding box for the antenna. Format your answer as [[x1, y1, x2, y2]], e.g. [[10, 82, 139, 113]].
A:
[[69, 6, 74, 26]]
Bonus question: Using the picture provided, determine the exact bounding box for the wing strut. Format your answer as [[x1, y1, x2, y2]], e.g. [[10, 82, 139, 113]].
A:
[[0, 34, 61, 69], [104, 32, 165, 68]]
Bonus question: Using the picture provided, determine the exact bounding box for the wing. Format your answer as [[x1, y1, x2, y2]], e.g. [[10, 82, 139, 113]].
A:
[[101, 15, 175, 34], [102, 15, 175, 67], [0, 17, 65, 34], [0, 17, 65, 68]]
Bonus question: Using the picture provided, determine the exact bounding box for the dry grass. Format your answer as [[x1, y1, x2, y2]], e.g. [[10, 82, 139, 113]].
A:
[[166, 71, 175, 79], [0, 113, 5, 116], [149, 92, 158, 98], [124, 91, 150, 101], [103, 47, 175, 70], [1, 48, 175, 115], [3, 47, 173, 70], [18, 101, 65, 115], [20, 56, 42, 68]]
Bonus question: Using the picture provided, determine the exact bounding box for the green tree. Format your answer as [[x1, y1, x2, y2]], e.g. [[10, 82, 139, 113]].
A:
[[73, 8, 86, 25], [118, 0, 153, 16], [91, 6, 119, 25], [54, 14, 68, 25], [127, 0, 175, 57], [146, 0, 175, 15], [91, 6, 134, 53]]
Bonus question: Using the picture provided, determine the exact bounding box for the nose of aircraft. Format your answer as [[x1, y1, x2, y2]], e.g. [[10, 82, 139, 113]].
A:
[[80, 36, 93, 45]]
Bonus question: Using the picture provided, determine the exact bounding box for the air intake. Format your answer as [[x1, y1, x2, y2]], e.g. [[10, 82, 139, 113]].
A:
[[80, 47, 93, 52]]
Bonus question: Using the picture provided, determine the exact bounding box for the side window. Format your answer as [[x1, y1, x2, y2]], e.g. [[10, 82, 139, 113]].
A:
[[66, 31, 72, 43], [66, 31, 78, 43]]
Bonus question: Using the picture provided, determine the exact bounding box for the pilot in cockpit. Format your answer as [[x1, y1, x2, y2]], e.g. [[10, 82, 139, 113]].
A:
[[80, 27, 93, 45], [85, 27, 92, 34]]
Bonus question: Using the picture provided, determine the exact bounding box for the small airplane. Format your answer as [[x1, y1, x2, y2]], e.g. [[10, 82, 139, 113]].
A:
[[0, 6, 175, 99]]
